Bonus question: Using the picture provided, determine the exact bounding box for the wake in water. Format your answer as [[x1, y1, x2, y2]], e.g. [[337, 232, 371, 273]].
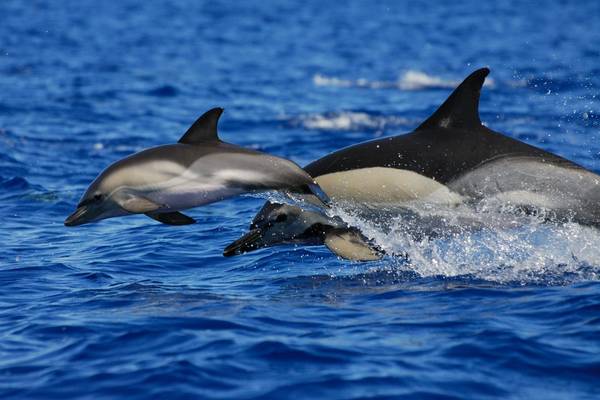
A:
[[326, 200, 600, 285], [292, 112, 412, 132], [313, 70, 497, 90]]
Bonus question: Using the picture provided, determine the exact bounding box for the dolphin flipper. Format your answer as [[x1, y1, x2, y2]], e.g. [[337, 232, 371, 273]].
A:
[[117, 195, 162, 213], [146, 211, 196, 225], [324, 229, 383, 261]]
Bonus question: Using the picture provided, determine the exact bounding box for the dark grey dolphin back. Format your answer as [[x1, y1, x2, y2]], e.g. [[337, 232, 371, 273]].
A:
[[304, 68, 580, 183], [179, 107, 330, 205]]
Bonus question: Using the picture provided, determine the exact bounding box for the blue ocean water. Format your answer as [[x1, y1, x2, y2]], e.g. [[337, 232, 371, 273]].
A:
[[2, 0, 600, 398]]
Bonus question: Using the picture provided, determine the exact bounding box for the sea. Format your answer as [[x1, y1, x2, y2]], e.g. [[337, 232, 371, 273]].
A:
[[1, 1, 599, 398]]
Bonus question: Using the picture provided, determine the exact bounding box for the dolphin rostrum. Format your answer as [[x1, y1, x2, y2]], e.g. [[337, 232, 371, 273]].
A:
[[65, 108, 329, 226], [225, 68, 600, 260]]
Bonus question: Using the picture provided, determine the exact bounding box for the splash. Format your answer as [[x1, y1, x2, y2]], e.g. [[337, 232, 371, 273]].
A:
[[328, 201, 600, 285]]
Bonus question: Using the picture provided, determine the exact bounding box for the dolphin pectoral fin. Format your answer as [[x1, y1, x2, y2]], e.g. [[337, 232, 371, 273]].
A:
[[145, 211, 196, 225], [324, 229, 383, 261], [118, 196, 162, 214]]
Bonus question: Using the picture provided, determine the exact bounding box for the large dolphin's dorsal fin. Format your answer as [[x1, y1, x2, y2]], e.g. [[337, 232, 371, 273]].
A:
[[416, 68, 489, 131], [178, 107, 224, 144]]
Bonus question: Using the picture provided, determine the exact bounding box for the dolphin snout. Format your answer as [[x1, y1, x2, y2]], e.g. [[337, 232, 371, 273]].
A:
[[223, 229, 264, 257], [64, 206, 91, 227]]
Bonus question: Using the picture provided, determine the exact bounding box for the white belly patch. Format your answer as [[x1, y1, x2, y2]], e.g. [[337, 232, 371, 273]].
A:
[[315, 167, 463, 205]]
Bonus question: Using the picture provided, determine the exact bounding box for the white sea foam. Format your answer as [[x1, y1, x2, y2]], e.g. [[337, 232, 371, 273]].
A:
[[327, 201, 600, 285], [313, 70, 495, 91], [397, 70, 460, 90], [294, 112, 412, 131], [312, 74, 355, 88]]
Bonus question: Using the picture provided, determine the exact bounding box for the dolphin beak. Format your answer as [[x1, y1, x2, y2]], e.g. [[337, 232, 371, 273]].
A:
[[64, 205, 91, 226], [223, 229, 264, 257]]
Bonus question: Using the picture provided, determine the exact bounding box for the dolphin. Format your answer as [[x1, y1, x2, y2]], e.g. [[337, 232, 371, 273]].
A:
[[65, 108, 329, 226], [223, 202, 386, 260], [225, 68, 600, 260]]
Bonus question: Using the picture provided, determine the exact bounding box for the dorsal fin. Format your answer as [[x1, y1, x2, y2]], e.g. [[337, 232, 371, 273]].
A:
[[178, 107, 224, 144], [416, 68, 489, 131]]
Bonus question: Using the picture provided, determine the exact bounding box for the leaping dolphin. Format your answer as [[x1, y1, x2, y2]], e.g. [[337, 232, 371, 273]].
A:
[[65, 108, 329, 227], [225, 68, 600, 260]]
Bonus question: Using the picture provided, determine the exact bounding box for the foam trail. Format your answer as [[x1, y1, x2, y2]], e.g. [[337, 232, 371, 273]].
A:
[[313, 70, 495, 91], [291, 112, 412, 131], [327, 201, 600, 285], [397, 70, 459, 90]]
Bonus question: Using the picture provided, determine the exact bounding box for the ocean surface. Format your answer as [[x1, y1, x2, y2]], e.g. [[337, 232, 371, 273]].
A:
[[1, 1, 600, 398]]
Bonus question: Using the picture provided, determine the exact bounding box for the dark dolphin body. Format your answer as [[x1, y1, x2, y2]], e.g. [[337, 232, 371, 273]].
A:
[[225, 68, 600, 260]]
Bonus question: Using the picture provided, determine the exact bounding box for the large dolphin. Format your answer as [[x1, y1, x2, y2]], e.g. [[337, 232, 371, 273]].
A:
[[225, 68, 600, 260], [65, 108, 328, 226]]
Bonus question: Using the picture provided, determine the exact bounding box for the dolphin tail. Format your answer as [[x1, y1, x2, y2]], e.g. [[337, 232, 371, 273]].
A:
[[280, 181, 331, 208], [301, 182, 331, 206]]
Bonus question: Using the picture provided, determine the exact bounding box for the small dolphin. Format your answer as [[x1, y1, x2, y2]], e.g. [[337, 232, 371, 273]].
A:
[[223, 202, 385, 260], [226, 68, 600, 260], [65, 108, 328, 226]]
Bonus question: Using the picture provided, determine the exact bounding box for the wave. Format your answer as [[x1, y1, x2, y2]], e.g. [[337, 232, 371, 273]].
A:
[[0, 176, 59, 204], [289, 112, 412, 131], [328, 202, 600, 285], [313, 70, 496, 91], [0, 176, 32, 191], [398, 70, 461, 90]]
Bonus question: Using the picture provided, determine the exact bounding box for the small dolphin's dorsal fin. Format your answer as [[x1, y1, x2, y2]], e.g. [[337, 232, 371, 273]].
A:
[[416, 68, 489, 131], [178, 107, 224, 144]]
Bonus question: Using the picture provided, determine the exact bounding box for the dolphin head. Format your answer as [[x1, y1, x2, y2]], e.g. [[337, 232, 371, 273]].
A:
[[223, 202, 345, 256], [64, 168, 131, 226]]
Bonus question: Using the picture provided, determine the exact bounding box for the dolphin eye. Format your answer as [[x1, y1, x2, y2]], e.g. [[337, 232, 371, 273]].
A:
[[77, 194, 102, 208], [275, 214, 287, 223]]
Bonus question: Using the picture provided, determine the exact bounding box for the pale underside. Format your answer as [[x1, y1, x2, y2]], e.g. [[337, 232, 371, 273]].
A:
[[315, 167, 463, 205], [313, 159, 600, 223]]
